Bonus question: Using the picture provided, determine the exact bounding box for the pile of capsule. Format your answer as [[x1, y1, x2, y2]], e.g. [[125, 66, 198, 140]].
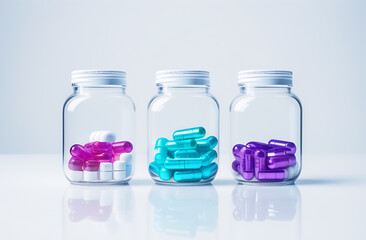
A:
[[232, 139, 298, 182], [68, 131, 133, 182], [149, 127, 218, 183]]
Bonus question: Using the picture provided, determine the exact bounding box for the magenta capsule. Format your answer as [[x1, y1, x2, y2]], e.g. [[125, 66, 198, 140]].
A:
[[83, 160, 100, 171], [267, 155, 296, 169], [70, 144, 94, 160], [268, 139, 296, 154], [94, 152, 114, 161], [68, 157, 83, 171], [232, 144, 245, 157], [246, 141, 271, 150], [92, 141, 113, 154], [257, 170, 287, 181], [112, 141, 133, 154]]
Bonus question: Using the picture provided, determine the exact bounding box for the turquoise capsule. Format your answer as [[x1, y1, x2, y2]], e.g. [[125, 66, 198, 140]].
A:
[[155, 138, 168, 147], [164, 159, 202, 169], [172, 127, 206, 141], [154, 147, 167, 164], [196, 136, 218, 149], [149, 161, 161, 176], [174, 149, 201, 158], [201, 162, 218, 179], [166, 139, 197, 151], [173, 170, 202, 182], [201, 150, 217, 166], [159, 167, 172, 181]]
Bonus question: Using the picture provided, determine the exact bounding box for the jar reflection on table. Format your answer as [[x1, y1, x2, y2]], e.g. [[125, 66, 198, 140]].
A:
[[231, 184, 301, 240], [63, 185, 135, 240], [148, 185, 218, 239]]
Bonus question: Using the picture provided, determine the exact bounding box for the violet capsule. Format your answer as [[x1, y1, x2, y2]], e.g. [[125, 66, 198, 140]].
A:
[[257, 170, 287, 181], [232, 159, 240, 173], [233, 144, 245, 157], [267, 155, 296, 169], [70, 144, 93, 160], [268, 139, 296, 154], [267, 148, 294, 157], [238, 149, 254, 180], [254, 149, 268, 177], [246, 142, 271, 150]]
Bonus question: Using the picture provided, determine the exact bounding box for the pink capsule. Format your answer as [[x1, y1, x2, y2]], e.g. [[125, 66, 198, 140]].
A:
[[246, 142, 272, 150], [68, 157, 83, 171], [268, 139, 296, 154], [70, 144, 94, 160], [112, 141, 133, 154], [83, 160, 100, 171], [92, 141, 113, 154], [267, 155, 296, 169], [257, 170, 287, 181]]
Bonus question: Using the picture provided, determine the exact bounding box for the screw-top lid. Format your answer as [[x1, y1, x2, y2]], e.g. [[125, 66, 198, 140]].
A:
[[71, 70, 126, 86], [238, 70, 293, 86], [156, 70, 210, 86]]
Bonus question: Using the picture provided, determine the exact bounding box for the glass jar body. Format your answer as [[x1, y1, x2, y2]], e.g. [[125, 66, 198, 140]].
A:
[[63, 86, 136, 184], [230, 86, 302, 185], [147, 87, 220, 185]]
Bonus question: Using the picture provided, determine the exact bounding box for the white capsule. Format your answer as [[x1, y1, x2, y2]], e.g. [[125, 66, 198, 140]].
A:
[[113, 160, 126, 171], [100, 162, 113, 172], [68, 170, 83, 181], [100, 171, 113, 181], [126, 165, 133, 177], [94, 131, 104, 142], [99, 131, 116, 143], [84, 171, 98, 181], [119, 153, 133, 165], [89, 131, 100, 142], [113, 171, 127, 181], [285, 162, 299, 180]]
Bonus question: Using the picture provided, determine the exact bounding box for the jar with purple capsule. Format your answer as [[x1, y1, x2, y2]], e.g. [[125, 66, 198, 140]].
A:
[[230, 70, 302, 184], [63, 70, 136, 184]]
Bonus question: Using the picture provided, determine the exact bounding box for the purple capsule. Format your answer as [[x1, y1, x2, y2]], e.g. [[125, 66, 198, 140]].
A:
[[112, 141, 133, 154], [267, 155, 296, 169], [268, 139, 296, 154], [238, 149, 254, 180], [70, 144, 94, 160], [246, 142, 271, 150], [233, 144, 245, 157], [68, 157, 83, 171], [232, 159, 240, 173], [267, 147, 294, 157], [254, 149, 268, 177], [257, 170, 287, 181]]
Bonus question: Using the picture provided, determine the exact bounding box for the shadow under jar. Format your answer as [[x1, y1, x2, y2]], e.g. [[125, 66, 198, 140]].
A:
[[230, 70, 302, 185], [63, 70, 136, 184], [148, 70, 220, 185]]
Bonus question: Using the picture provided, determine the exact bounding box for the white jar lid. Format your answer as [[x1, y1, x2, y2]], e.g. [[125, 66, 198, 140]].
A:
[[238, 70, 292, 86], [72, 70, 126, 86], [156, 70, 210, 86]]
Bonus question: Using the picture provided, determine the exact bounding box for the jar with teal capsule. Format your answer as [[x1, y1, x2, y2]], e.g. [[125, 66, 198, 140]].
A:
[[147, 70, 220, 185]]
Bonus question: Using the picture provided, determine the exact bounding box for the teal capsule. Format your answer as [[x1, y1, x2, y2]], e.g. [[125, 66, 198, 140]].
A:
[[149, 161, 161, 176], [154, 147, 167, 164], [174, 149, 201, 158], [173, 170, 202, 182], [173, 127, 206, 141], [201, 162, 218, 179], [159, 167, 172, 181], [155, 137, 168, 147], [196, 136, 218, 150], [166, 139, 197, 151], [201, 150, 217, 166], [164, 159, 202, 169]]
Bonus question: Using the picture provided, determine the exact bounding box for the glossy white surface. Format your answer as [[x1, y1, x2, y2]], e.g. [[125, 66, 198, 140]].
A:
[[0, 154, 365, 239]]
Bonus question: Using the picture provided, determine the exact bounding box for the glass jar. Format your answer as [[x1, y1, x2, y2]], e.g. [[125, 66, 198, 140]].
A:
[[147, 70, 220, 185], [63, 70, 136, 184], [230, 70, 302, 184]]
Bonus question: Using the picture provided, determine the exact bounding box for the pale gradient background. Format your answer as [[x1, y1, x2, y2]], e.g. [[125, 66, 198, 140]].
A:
[[0, 0, 365, 155]]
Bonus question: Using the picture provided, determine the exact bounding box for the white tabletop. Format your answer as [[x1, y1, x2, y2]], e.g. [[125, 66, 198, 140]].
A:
[[0, 154, 365, 240]]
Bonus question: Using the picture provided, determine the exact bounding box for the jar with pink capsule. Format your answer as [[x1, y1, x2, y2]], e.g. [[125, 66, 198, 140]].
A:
[[63, 70, 136, 184], [230, 70, 302, 185]]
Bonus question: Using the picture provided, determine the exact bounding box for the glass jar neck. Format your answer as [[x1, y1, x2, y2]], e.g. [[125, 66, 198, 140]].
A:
[[240, 85, 291, 94], [158, 85, 209, 94], [73, 85, 126, 95]]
